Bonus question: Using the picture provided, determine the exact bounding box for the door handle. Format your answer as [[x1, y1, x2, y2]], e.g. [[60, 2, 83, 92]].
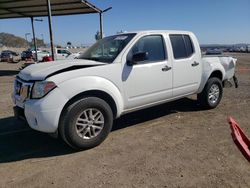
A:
[[162, 65, 172, 71], [192, 61, 199, 67]]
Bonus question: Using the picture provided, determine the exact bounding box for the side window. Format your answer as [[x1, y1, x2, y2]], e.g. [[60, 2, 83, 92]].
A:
[[169, 35, 187, 59], [184, 35, 194, 57], [131, 35, 166, 62], [170, 34, 194, 59], [63, 50, 71, 55]]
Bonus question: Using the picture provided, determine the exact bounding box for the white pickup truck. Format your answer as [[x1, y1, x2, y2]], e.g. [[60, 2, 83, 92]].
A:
[[13, 30, 237, 149]]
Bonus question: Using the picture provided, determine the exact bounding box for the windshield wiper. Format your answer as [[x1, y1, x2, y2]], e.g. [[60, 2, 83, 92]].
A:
[[81, 57, 111, 64], [81, 57, 101, 61]]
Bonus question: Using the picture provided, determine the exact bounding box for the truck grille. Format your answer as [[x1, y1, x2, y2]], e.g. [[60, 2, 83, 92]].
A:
[[14, 78, 33, 102]]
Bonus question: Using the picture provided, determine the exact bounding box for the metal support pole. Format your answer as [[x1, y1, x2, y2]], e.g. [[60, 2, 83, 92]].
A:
[[31, 17, 38, 62], [47, 0, 55, 60], [99, 12, 103, 39], [98, 7, 112, 39]]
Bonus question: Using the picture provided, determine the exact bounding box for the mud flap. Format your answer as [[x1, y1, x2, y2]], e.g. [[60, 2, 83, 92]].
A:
[[228, 117, 250, 162], [233, 75, 238, 88], [223, 75, 238, 88]]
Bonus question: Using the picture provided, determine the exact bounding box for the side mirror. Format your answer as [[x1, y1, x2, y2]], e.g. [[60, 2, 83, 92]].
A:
[[127, 52, 148, 66]]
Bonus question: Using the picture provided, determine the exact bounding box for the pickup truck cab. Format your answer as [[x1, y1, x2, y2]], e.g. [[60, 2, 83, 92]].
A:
[[13, 30, 237, 149], [55, 48, 71, 60]]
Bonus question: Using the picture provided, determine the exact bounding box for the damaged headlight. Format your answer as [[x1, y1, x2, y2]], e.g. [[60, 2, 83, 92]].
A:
[[32, 81, 56, 99]]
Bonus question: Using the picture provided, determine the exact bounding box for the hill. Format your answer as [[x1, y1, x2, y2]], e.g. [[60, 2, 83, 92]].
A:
[[0, 32, 46, 48], [0, 32, 28, 48]]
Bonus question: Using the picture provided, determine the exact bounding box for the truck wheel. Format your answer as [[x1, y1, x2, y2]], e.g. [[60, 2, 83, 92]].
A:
[[59, 97, 113, 150], [198, 77, 223, 109]]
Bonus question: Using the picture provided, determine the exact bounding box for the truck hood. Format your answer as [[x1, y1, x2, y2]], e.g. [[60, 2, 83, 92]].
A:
[[18, 59, 106, 81]]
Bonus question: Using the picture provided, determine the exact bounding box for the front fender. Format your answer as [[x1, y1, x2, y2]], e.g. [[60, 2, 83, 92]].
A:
[[57, 76, 124, 118]]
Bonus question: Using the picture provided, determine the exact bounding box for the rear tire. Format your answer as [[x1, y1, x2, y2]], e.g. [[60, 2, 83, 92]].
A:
[[197, 77, 223, 109], [59, 97, 113, 150]]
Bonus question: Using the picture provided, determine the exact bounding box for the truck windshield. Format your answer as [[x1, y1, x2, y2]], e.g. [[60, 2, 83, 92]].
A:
[[78, 33, 136, 63]]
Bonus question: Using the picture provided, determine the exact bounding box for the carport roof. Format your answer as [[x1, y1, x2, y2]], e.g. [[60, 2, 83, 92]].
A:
[[0, 0, 102, 19]]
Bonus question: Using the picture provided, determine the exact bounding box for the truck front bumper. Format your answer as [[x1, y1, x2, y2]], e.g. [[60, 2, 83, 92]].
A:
[[13, 87, 68, 133]]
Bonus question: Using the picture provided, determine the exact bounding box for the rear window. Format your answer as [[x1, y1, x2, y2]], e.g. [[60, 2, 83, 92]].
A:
[[170, 34, 194, 59]]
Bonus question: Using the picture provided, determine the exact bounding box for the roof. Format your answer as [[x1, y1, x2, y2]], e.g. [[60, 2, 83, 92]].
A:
[[0, 0, 101, 19], [117, 30, 193, 35]]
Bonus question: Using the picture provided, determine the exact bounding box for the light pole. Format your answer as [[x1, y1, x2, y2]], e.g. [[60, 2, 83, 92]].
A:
[[99, 7, 112, 39], [30, 17, 43, 61], [41, 34, 44, 46], [25, 33, 31, 46], [25, 33, 31, 42]]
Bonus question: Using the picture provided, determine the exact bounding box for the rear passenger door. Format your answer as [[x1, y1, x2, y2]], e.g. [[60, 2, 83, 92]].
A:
[[169, 34, 201, 96]]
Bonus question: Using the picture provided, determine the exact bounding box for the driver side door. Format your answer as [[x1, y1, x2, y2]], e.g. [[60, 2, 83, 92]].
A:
[[122, 34, 173, 109]]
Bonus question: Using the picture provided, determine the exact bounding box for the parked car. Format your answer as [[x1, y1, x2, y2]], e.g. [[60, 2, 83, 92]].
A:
[[2, 50, 19, 56], [55, 48, 71, 60], [41, 49, 79, 62], [13, 30, 237, 150], [1, 51, 14, 62], [247, 45, 250, 53], [37, 50, 50, 61], [66, 52, 82, 59], [21, 51, 34, 61], [206, 49, 222, 55], [32, 48, 73, 62]]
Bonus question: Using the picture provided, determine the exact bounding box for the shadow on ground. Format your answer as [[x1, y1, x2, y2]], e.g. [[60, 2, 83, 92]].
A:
[[0, 97, 204, 163], [113, 97, 204, 131]]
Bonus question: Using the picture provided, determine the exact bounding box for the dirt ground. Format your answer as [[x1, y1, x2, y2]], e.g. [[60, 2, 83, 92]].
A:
[[0, 53, 250, 188]]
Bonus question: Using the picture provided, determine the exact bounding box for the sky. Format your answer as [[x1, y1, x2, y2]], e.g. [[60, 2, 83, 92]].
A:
[[0, 0, 249, 46]]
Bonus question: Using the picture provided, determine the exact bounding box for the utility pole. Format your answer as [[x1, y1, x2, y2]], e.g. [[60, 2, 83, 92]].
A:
[[31, 17, 38, 62]]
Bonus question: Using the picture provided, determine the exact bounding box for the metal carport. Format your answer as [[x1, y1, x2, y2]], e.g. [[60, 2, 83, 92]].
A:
[[0, 0, 110, 60]]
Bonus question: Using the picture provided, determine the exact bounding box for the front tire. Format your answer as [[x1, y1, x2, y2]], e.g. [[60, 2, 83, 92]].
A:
[[198, 77, 223, 109], [59, 97, 113, 150]]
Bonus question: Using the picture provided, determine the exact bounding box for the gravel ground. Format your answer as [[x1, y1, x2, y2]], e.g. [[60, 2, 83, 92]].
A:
[[0, 53, 250, 188]]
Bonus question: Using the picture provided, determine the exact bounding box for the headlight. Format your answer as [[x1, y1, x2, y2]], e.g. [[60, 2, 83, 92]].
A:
[[32, 81, 56, 99]]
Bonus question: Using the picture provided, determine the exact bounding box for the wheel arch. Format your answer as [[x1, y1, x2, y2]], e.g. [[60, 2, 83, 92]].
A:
[[198, 69, 224, 93], [59, 90, 118, 122], [209, 70, 223, 80]]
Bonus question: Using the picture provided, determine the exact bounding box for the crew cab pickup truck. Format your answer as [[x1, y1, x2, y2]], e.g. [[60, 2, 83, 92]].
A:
[[13, 30, 237, 150]]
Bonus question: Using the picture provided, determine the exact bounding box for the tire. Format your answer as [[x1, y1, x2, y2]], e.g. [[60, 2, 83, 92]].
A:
[[59, 97, 113, 150], [197, 77, 223, 109]]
